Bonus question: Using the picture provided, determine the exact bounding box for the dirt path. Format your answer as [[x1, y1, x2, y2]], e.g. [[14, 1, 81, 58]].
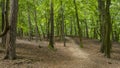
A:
[[0, 38, 120, 68], [66, 37, 89, 59], [17, 38, 89, 59], [16, 39, 41, 46]]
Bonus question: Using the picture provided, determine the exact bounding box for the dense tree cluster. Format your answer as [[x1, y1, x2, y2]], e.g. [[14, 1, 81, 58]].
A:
[[0, 0, 119, 60]]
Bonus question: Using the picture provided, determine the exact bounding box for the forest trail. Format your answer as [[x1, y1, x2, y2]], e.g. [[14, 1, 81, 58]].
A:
[[65, 37, 89, 59], [16, 38, 89, 59], [0, 38, 120, 68], [16, 39, 40, 46]]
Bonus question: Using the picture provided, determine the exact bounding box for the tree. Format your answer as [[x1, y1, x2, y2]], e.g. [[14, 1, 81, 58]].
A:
[[4, 0, 18, 60], [1, 0, 6, 47], [73, 0, 83, 48], [98, 0, 112, 58], [49, 0, 54, 49], [84, 19, 89, 38], [60, 0, 66, 47], [27, 1, 33, 41]]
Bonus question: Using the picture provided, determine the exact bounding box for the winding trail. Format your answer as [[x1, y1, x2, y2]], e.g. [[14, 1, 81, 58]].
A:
[[0, 38, 120, 68], [66, 37, 89, 59], [16, 38, 89, 59]]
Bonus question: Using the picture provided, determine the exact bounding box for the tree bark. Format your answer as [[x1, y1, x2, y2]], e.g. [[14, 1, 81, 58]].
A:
[[27, 2, 32, 41], [4, 0, 18, 60], [60, 0, 66, 47], [98, 0, 106, 53], [1, 0, 6, 47], [73, 0, 83, 48], [84, 19, 89, 38], [98, 0, 112, 58], [49, 0, 54, 49]]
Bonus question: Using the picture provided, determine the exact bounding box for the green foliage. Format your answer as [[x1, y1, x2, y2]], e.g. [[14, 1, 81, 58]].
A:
[[0, 0, 119, 41]]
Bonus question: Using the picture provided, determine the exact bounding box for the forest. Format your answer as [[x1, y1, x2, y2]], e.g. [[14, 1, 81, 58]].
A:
[[0, 0, 120, 68]]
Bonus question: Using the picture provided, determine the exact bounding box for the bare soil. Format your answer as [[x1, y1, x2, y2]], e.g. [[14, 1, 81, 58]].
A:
[[0, 37, 120, 68]]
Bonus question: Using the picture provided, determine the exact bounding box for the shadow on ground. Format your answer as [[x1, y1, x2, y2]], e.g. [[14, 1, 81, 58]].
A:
[[16, 43, 72, 64]]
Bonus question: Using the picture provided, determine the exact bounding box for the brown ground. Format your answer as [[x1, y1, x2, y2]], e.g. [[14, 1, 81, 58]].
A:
[[0, 37, 120, 68]]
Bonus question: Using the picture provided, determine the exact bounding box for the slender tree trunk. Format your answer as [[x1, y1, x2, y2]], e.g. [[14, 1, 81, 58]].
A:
[[60, 0, 66, 47], [1, 0, 6, 47], [27, 3, 32, 41], [4, 0, 18, 60], [56, 20, 60, 37], [64, 20, 67, 36], [47, 18, 50, 40], [49, 0, 54, 49], [73, 0, 83, 48], [40, 24, 45, 39], [74, 21, 77, 36], [56, 12, 61, 37], [84, 19, 89, 38], [45, 14, 47, 38], [98, 0, 105, 53], [70, 19, 73, 36], [94, 28, 98, 39]]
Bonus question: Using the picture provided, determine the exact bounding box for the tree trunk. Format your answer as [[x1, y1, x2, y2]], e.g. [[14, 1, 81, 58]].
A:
[[74, 21, 77, 36], [49, 0, 54, 49], [104, 0, 112, 58], [73, 0, 83, 48], [47, 18, 50, 40], [27, 2, 32, 41], [84, 19, 89, 38], [98, 0, 105, 53], [98, 0, 112, 58], [60, 0, 66, 47], [70, 19, 73, 36], [4, 0, 18, 60], [1, 0, 6, 47]]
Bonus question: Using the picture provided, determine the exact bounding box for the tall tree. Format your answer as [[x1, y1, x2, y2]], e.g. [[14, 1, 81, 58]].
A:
[[60, 0, 66, 47], [1, 0, 9, 47], [27, 1, 32, 41], [73, 0, 83, 48], [84, 19, 89, 38], [0, 0, 9, 38], [4, 0, 18, 60], [98, 0, 112, 58], [49, 0, 54, 49], [1, 0, 6, 47]]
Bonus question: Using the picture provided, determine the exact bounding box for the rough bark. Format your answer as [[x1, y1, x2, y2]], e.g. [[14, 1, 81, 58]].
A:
[[1, 0, 6, 47], [98, 0, 106, 53], [4, 0, 18, 60], [98, 0, 112, 58]]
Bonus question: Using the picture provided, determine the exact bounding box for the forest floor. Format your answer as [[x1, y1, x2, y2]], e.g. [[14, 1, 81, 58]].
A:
[[0, 37, 120, 68]]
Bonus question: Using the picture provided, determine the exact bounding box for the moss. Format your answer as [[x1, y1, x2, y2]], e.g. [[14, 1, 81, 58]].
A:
[[79, 43, 83, 48], [48, 45, 57, 51]]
